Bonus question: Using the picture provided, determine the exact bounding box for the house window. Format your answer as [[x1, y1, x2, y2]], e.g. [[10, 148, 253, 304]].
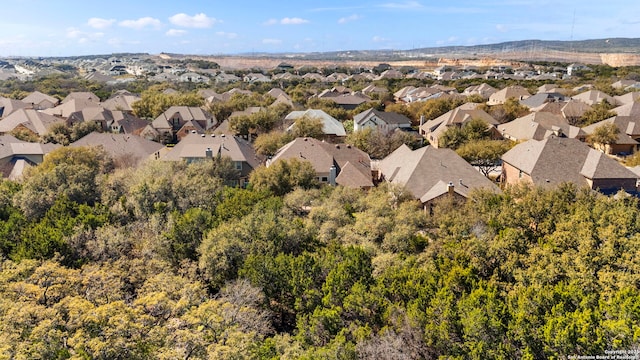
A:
[[235, 161, 242, 170], [321, 177, 328, 182], [519, 170, 523, 178]]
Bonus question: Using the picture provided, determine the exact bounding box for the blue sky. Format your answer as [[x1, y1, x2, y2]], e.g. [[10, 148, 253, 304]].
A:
[[1, 0, 639, 56]]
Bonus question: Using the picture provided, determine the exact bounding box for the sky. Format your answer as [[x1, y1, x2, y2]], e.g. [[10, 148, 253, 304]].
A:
[[1, 0, 640, 57]]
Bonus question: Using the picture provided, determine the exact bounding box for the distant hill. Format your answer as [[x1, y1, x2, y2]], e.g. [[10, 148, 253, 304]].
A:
[[228, 38, 640, 67]]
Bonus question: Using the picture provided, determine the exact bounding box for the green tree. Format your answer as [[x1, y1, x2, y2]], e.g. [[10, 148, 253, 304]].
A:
[[440, 118, 492, 150], [290, 115, 325, 139], [579, 100, 616, 126], [254, 131, 294, 156], [249, 158, 319, 196], [346, 127, 421, 159], [132, 90, 204, 119], [588, 123, 620, 153], [13, 146, 113, 219], [456, 139, 513, 177]]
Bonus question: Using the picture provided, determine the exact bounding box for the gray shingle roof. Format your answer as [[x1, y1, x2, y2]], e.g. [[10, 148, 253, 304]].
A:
[[502, 137, 638, 187], [71, 132, 164, 167], [270, 137, 372, 188], [0, 108, 64, 135], [162, 133, 262, 170], [498, 112, 584, 141], [353, 108, 412, 127], [377, 144, 500, 203]]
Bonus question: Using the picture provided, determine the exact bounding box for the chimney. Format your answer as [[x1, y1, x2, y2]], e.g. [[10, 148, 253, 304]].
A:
[[205, 147, 213, 159], [448, 181, 454, 196], [329, 165, 337, 186]]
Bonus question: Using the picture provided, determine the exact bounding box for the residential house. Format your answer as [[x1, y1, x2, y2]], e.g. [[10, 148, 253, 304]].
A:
[[530, 102, 565, 117], [150, 73, 179, 83], [572, 90, 618, 106], [43, 98, 101, 119], [0, 97, 30, 118], [537, 84, 567, 94], [270, 93, 295, 108], [268, 137, 373, 189], [498, 112, 585, 142], [143, 106, 217, 143], [324, 72, 349, 82], [109, 112, 148, 134], [324, 93, 371, 110], [567, 63, 591, 76], [420, 104, 500, 148], [614, 92, 640, 106], [612, 80, 639, 89], [353, 108, 412, 132], [0, 135, 60, 180], [102, 90, 140, 112], [243, 73, 271, 83], [612, 102, 640, 118], [376, 144, 501, 208], [179, 72, 210, 84], [0, 108, 64, 137], [501, 137, 638, 194], [488, 85, 531, 105], [267, 88, 288, 99], [463, 83, 497, 99], [561, 100, 592, 125], [301, 73, 324, 82], [22, 91, 59, 110], [582, 115, 640, 155], [361, 84, 389, 98], [213, 72, 241, 83], [84, 71, 117, 84], [162, 133, 263, 186], [376, 69, 403, 80], [285, 109, 346, 141], [62, 91, 100, 104], [198, 89, 219, 100], [71, 132, 164, 168], [520, 92, 566, 109]]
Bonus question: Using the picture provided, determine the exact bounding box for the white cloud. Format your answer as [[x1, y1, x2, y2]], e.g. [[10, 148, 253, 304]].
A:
[[338, 14, 361, 24], [262, 38, 282, 45], [380, 1, 423, 9], [216, 31, 238, 39], [169, 13, 217, 28], [66, 28, 104, 43], [66, 27, 83, 39], [87, 17, 116, 29], [281, 17, 309, 25], [166, 29, 187, 36], [496, 24, 508, 33], [119, 17, 162, 30], [372, 35, 387, 42], [265, 17, 309, 25]]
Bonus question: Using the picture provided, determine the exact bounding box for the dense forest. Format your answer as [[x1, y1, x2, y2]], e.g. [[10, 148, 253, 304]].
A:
[[0, 144, 639, 359]]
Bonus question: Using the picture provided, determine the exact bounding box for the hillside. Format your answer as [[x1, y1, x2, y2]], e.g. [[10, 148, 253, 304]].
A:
[[173, 38, 640, 69]]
